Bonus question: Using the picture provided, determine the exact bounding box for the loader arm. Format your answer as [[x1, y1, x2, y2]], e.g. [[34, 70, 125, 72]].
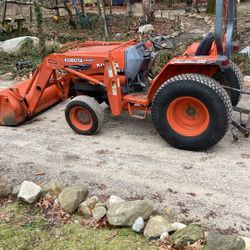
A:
[[0, 52, 122, 125]]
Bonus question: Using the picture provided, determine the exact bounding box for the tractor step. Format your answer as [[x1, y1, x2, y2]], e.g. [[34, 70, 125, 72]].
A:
[[123, 93, 148, 106], [123, 94, 149, 119]]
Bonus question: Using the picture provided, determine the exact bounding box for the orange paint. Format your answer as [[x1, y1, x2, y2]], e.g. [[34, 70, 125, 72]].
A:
[[167, 96, 210, 137]]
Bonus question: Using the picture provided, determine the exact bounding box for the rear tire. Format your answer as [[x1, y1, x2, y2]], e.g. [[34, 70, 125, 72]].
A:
[[151, 74, 232, 151], [214, 61, 244, 106], [65, 95, 105, 135]]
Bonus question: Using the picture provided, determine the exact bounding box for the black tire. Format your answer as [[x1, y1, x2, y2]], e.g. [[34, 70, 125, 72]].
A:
[[151, 74, 232, 151], [214, 61, 244, 106], [65, 95, 105, 135], [195, 32, 215, 56]]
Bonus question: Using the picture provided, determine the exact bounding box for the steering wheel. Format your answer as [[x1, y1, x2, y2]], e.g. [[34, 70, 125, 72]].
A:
[[148, 34, 174, 51]]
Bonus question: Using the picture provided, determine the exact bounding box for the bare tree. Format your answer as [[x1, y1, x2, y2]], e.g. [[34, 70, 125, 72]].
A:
[[206, 0, 216, 14], [127, 0, 132, 16], [98, 0, 109, 39], [34, 0, 46, 58], [142, 0, 154, 23], [55, 0, 60, 16], [109, 0, 112, 15], [2, 0, 7, 23], [63, 0, 77, 30], [79, 0, 85, 15]]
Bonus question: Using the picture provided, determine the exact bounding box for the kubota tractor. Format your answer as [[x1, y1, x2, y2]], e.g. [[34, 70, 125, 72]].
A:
[[0, 0, 249, 151]]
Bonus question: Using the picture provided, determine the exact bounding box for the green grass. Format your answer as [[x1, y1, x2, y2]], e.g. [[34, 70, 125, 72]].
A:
[[0, 202, 156, 250]]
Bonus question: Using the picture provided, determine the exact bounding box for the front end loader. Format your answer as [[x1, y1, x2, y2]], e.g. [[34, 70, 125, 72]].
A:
[[0, 0, 249, 151]]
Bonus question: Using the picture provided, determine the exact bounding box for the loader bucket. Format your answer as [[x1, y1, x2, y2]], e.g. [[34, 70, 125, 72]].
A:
[[0, 79, 63, 126]]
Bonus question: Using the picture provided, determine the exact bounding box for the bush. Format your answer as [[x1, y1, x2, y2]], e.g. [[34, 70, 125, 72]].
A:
[[231, 53, 250, 75], [151, 48, 182, 76]]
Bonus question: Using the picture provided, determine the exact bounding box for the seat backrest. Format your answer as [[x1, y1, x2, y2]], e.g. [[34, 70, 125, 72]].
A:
[[195, 32, 215, 56]]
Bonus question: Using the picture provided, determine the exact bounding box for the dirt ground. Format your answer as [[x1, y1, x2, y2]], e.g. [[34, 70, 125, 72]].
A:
[[0, 79, 250, 237], [0, 1, 250, 239]]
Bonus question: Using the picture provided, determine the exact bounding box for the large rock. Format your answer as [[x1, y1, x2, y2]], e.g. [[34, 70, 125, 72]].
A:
[[0, 36, 39, 54], [58, 186, 88, 213], [205, 231, 245, 250], [0, 72, 14, 81], [85, 196, 99, 210], [12, 184, 21, 196], [0, 184, 12, 197], [92, 206, 107, 221], [107, 195, 124, 209], [78, 196, 99, 218], [171, 222, 187, 231], [138, 24, 154, 34], [143, 215, 174, 239], [18, 181, 42, 203], [244, 76, 250, 88], [43, 181, 64, 197], [107, 200, 153, 226], [171, 223, 205, 247], [240, 46, 250, 57], [95, 202, 106, 208], [241, 237, 250, 250]]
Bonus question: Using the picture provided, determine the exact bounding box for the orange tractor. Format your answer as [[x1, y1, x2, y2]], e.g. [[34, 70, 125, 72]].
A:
[[0, 0, 249, 151]]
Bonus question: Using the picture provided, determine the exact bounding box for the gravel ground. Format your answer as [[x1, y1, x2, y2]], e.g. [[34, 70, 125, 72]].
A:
[[0, 79, 250, 237]]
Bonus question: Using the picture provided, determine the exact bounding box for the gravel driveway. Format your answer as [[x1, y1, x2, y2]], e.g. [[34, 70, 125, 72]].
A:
[[0, 80, 250, 236]]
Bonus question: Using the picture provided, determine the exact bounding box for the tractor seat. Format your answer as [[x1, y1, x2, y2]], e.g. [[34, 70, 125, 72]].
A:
[[195, 32, 215, 56]]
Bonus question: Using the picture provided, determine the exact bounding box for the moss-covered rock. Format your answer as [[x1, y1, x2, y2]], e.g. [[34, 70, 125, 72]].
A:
[[205, 231, 245, 250], [107, 200, 153, 226], [171, 223, 205, 247]]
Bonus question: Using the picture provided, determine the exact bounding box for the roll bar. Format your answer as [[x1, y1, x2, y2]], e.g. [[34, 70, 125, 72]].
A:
[[214, 0, 235, 58]]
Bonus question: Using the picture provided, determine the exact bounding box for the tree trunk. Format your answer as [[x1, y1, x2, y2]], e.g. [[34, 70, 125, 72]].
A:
[[206, 0, 216, 14], [142, 0, 151, 23], [80, 0, 84, 14], [127, 0, 132, 16], [109, 0, 112, 15], [29, 0, 33, 22], [63, 0, 77, 30], [98, 0, 109, 40], [2, 0, 7, 23], [55, 0, 60, 16], [166, 0, 172, 8], [34, 0, 46, 59]]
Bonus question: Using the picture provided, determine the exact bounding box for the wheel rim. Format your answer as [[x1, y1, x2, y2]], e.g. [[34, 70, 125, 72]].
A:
[[166, 96, 210, 137], [69, 106, 93, 131]]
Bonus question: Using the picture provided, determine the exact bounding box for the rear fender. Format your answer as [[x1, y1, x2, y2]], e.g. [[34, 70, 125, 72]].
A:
[[147, 56, 226, 103]]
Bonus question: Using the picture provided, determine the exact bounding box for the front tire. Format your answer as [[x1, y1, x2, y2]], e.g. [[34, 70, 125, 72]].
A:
[[151, 74, 232, 151], [65, 96, 105, 135]]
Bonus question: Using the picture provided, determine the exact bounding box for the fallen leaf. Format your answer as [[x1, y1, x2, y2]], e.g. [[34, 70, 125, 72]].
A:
[[105, 231, 118, 241], [35, 171, 45, 176]]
